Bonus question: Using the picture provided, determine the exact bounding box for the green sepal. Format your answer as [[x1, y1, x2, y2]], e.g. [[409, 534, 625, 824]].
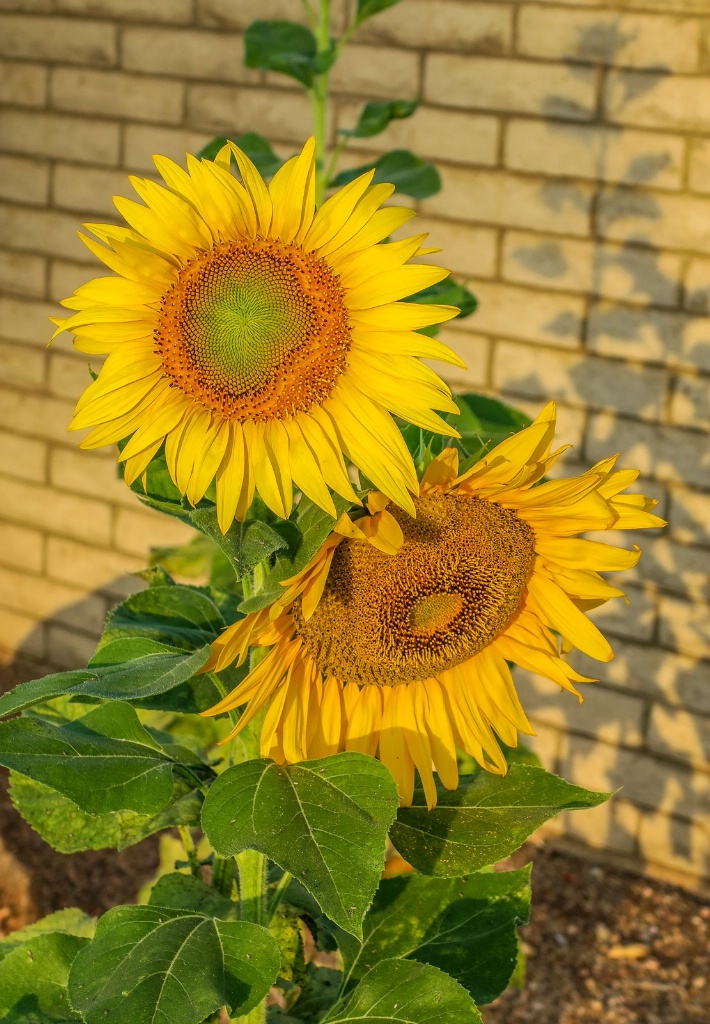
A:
[[390, 765, 611, 877], [201, 754, 399, 938], [340, 99, 418, 138], [329, 149, 441, 199], [335, 867, 531, 1005]]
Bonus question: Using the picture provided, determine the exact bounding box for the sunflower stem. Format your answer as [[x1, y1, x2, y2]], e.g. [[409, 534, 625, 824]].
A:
[[311, 0, 333, 206], [233, 848, 269, 1024], [178, 825, 201, 879]]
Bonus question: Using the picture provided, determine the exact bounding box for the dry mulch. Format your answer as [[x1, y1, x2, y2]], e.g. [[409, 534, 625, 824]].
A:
[[1, 657, 708, 1022]]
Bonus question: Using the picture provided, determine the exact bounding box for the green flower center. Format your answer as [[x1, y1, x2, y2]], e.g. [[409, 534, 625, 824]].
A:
[[156, 238, 351, 421]]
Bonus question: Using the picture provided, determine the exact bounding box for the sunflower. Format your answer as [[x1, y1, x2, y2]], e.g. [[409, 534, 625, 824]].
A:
[[201, 402, 664, 808], [51, 137, 463, 529]]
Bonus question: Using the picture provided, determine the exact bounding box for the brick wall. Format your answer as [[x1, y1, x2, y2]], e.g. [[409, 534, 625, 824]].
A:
[[0, 0, 708, 888]]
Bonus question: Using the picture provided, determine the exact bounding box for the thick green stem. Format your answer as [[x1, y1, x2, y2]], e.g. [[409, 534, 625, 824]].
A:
[[234, 849, 268, 1024], [178, 825, 201, 879], [311, 0, 332, 205]]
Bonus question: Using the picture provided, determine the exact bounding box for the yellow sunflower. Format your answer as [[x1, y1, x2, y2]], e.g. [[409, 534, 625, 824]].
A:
[[51, 137, 463, 529], [201, 402, 664, 807]]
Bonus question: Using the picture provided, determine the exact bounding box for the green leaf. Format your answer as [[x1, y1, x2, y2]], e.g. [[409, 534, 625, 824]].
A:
[[245, 20, 320, 88], [148, 872, 238, 920], [9, 772, 203, 853], [100, 584, 225, 651], [340, 99, 418, 139], [197, 132, 284, 178], [391, 765, 611, 877], [67, 905, 280, 1024], [327, 958, 482, 1023], [0, 910, 95, 950], [336, 867, 531, 1005], [330, 149, 440, 199], [288, 964, 341, 1021], [0, 703, 178, 816], [355, 0, 402, 25], [0, 671, 98, 721], [0, 932, 88, 1022], [202, 753, 399, 937]]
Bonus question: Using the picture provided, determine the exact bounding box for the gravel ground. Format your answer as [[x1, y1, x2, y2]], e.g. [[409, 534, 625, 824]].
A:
[[1, 657, 708, 1022]]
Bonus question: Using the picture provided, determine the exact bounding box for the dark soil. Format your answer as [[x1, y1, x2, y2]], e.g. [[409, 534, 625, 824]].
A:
[[1, 657, 708, 1022]]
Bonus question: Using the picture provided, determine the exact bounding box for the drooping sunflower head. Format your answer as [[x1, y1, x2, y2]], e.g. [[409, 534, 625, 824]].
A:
[[51, 137, 464, 530], [202, 402, 665, 808]]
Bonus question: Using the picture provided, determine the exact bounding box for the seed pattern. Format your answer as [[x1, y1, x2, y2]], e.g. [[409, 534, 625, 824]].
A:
[[156, 237, 351, 421], [297, 493, 537, 686]]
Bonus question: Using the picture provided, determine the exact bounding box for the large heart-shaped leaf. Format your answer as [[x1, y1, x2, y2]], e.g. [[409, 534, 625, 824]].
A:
[[244, 20, 321, 87], [326, 958, 482, 1023], [68, 906, 280, 1024], [391, 765, 610, 877], [337, 868, 531, 1005], [100, 584, 225, 651], [0, 703, 179, 816], [201, 754, 399, 937]]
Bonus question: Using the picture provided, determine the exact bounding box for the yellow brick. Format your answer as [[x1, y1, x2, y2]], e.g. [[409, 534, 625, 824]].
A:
[[684, 257, 710, 313], [0, 14, 116, 65], [648, 704, 710, 769], [0, 474, 112, 544], [354, 0, 512, 53], [689, 138, 710, 195], [46, 623, 98, 670], [0, 154, 50, 205], [46, 535, 144, 596], [330, 44, 419, 100], [411, 217, 497, 278], [48, 350, 101, 400], [123, 124, 213, 173], [492, 339, 666, 421], [122, 26, 258, 83], [0, 249, 46, 299], [561, 734, 705, 820], [50, 447, 138, 508], [638, 810, 709, 882], [599, 186, 710, 257], [502, 230, 681, 308], [605, 70, 710, 132], [0, 296, 59, 346], [505, 119, 684, 192], [0, 203, 89, 262], [670, 374, 710, 431], [51, 67, 184, 124], [199, 0, 348, 31], [57, 0, 192, 21], [425, 54, 595, 120], [670, 487, 710, 548], [0, 522, 43, 573], [0, 607, 46, 662], [52, 164, 132, 220], [0, 59, 46, 105], [571, 639, 710, 717], [0, 386, 77, 445], [0, 340, 45, 388], [425, 166, 592, 237], [588, 300, 710, 373], [439, 328, 490, 391], [0, 430, 46, 482], [187, 85, 317, 145], [659, 594, 710, 660], [518, 6, 701, 73], [49, 259, 98, 302], [448, 278, 584, 350], [338, 102, 499, 169], [0, 109, 120, 165], [0, 562, 103, 625], [114, 507, 195, 558], [588, 411, 710, 489]]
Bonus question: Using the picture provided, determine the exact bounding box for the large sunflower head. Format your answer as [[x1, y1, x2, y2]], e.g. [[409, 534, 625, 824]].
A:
[[51, 138, 464, 530], [201, 402, 665, 808]]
